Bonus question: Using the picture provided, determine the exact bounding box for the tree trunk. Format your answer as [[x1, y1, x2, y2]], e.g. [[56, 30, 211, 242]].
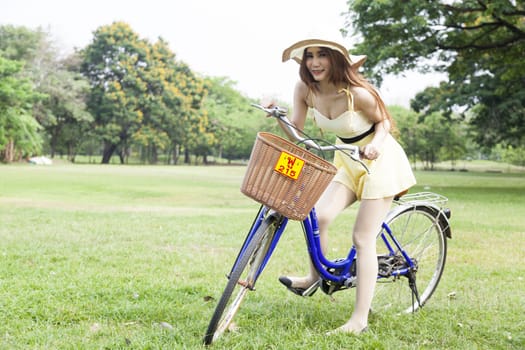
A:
[[7, 139, 14, 162], [184, 147, 190, 164], [172, 144, 180, 165], [1, 139, 15, 163], [49, 128, 60, 158], [102, 143, 116, 164], [68, 142, 76, 163], [151, 145, 158, 164]]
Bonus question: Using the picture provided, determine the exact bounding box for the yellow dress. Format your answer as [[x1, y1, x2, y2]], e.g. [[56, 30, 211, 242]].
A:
[[311, 92, 416, 200]]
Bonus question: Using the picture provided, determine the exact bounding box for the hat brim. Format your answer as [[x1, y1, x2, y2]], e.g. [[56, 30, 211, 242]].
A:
[[282, 39, 367, 69]]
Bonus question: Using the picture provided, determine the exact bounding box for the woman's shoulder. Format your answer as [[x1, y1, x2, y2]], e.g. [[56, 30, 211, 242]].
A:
[[349, 86, 377, 111], [294, 80, 309, 95], [294, 80, 312, 106]]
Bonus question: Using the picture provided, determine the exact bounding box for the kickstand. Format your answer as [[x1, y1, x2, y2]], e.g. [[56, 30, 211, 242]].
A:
[[407, 270, 422, 312]]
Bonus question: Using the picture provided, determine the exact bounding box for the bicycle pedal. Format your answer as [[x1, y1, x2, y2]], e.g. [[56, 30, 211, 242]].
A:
[[302, 280, 321, 296]]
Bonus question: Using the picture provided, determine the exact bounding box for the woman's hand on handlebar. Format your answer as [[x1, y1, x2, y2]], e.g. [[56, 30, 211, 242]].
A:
[[259, 97, 275, 109], [361, 143, 381, 160], [253, 101, 287, 119], [259, 97, 276, 117]]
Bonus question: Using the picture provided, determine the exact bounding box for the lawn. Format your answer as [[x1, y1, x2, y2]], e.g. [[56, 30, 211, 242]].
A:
[[0, 163, 524, 349]]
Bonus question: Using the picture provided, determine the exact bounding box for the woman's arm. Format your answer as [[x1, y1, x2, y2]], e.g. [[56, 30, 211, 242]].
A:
[[354, 87, 390, 160], [276, 81, 309, 140]]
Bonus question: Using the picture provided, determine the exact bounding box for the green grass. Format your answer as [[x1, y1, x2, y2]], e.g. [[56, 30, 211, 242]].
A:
[[1, 164, 524, 349]]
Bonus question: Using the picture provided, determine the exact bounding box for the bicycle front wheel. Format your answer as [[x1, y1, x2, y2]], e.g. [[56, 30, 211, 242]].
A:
[[372, 205, 447, 314], [203, 212, 282, 345]]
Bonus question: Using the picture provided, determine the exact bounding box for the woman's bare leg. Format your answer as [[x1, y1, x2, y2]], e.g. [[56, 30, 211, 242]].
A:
[[282, 181, 356, 289], [333, 196, 393, 334]]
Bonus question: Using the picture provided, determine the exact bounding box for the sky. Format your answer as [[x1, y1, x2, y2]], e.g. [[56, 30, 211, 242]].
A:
[[1, 0, 443, 107]]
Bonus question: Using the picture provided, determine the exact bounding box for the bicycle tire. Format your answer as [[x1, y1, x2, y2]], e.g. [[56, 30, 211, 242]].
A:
[[203, 213, 280, 345], [372, 205, 447, 314]]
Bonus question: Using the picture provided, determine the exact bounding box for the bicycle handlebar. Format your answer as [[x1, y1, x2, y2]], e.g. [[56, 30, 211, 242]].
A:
[[251, 103, 370, 173]]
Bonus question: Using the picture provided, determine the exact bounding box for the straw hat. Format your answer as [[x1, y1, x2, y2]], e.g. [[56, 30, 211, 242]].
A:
[[282, 38, 367, 69]]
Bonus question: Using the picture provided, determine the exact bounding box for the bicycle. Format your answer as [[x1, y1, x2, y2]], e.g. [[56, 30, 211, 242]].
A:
[[203, 104, 452, 345]]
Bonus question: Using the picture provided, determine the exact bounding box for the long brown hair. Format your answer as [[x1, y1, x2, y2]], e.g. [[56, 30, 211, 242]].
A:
[[299, 47, 394, 127]]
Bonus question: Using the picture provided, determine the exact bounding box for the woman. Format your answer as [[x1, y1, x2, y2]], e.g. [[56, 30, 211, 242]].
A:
[[274, 39, 416, 334]]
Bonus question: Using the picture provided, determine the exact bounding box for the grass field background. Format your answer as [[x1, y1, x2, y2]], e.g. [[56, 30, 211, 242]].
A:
[[1, 163, 524, 349]]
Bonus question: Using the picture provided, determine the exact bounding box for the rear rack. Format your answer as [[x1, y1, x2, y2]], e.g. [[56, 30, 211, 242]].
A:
[[394, 192, 448, 207]]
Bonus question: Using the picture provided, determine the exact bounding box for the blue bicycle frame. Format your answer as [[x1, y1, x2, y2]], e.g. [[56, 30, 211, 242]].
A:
[[228, 204, 416, 288]]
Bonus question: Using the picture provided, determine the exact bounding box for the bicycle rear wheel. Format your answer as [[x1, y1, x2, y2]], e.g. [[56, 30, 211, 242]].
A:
[[372, 205, 447, 314], [203, 212, 282, 345]]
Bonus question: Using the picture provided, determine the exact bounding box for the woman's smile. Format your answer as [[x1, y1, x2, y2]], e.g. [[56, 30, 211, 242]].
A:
[[310, 68, 325, 77]]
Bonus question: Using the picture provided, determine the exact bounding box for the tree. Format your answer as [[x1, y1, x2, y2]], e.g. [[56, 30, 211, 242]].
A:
[[389, 105, 421, 167], [81, 23, 209, 164], [0, 25, 46, 162], [344, 0, 525, 148], [0, 56, 42, 162], [131, 38, 187, 164], [37, 66, 93, 161], [390, 105, 467, 169], [0, 25, 43, 63], [154, 47, 209, 165], [203, 77, 262, 163], [81, 22, 152, 163], [1, 25, 95, 162], [29, 45, 93, 161]]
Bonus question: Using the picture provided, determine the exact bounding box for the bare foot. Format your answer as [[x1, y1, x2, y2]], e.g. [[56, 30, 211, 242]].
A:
[[326, 322, 368, 336]]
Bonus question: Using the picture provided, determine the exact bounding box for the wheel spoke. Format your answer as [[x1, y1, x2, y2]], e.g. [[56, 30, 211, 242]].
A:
[[373, 205, 447, 314], [203, 213, 281, 345]]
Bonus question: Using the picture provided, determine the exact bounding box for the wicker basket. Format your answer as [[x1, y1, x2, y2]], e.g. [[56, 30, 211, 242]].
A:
[[241, 132, 337, 221]]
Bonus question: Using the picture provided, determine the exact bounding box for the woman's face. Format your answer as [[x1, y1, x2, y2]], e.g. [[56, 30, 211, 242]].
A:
[[304, 47, 332, 82]]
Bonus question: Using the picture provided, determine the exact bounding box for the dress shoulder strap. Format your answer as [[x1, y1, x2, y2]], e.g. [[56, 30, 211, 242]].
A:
[[338, 87, 355, 111]]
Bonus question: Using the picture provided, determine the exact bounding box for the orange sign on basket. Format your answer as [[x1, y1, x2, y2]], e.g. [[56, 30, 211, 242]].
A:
[[274, 151, 305, 180]]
